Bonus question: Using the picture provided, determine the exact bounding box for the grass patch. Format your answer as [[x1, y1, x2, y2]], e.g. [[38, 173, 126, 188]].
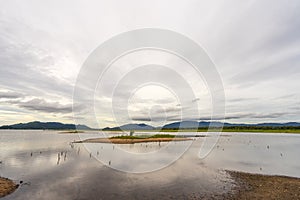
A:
[[110, 134, 176, 139]]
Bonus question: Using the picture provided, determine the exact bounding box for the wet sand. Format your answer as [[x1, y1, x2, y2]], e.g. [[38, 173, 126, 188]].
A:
[[0, 177, 18, 198], [75, 137, 192, 144], [225, 171, 300, 200]]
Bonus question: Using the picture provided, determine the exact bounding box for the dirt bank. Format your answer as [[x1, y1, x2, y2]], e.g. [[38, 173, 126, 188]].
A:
[[0, 177, 18, 198], [225, 171, 300, 200]]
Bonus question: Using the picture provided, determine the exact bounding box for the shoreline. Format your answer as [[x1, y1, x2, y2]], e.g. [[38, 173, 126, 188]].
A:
[[224, 171, 300, 199], [0, 177, 18, 198], [74, 137, 192, 144], [1, 129, 300, 134]]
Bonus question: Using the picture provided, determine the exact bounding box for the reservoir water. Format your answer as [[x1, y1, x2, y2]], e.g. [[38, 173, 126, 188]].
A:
[[1, 130, 299, 199]]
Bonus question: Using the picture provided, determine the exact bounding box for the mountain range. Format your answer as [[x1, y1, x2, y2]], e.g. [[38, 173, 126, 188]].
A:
[[161, 121, 300, 129], [0, 120, 300, 130], [0, 121, 91, 130], [103, 121, 300, 130]]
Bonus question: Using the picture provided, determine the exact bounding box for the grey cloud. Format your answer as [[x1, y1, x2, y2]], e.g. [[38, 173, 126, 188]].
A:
[[224, 112, 294, 120], [129, 105, 181, 122], [230, 58, 300, 86], [0, 14, 76, 100], [62, 115, 84, 121], [273, 94, 297, 100], [250, 113, 286, 119], [0, 91, 23, 99], [131, 114, 181, 122], [289, 106, 300, 111], [191, 98, 200, 103], [148, 106, 181, 114], [19, 98, 73, 114], [152, 112, 295, 122], [131, 117, 163, 122], [3, 98, 85, 114], [227, 97, 258, 103], [204, 2, 300, 92]]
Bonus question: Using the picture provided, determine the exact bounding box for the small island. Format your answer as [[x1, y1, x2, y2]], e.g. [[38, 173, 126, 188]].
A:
[[75, 134, 192, 144], [59, 130, 85, 134]]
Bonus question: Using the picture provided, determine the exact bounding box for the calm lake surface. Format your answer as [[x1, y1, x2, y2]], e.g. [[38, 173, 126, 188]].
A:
[[0, 130, 300, 199]]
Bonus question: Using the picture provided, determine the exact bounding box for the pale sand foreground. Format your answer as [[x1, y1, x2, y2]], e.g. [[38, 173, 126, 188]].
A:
[[0, 177, 18, 198], [75, 137, 192, 144]]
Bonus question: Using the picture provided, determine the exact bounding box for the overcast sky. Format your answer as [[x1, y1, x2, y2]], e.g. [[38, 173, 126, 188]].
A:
[[0, 0, 300, 128]]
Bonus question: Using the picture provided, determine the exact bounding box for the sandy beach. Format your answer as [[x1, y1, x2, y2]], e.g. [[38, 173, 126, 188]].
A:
[[75, 137, 192, 144], [0, 177, 18, 198]]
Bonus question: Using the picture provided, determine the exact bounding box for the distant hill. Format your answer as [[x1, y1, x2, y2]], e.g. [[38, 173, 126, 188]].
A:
[[103, 121, 300, 130], [162, 121, 201, 129], [103, 123, 155, 131], [0, 121, 92, 130], [162, 121, 231, 129], [1, 120, 300, 131]]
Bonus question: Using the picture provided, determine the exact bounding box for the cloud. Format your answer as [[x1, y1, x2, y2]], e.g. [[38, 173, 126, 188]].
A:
[[224, 112, 288, 120], [17, 98, 73, 114], [227, 97, 258, 103], [2, 97, 85, 114], [191, 98, 200, 103], [143, 112, 296, 122], [131, 116, 175, 122], [0, 0, 300, 126], [0, 91, 23, 99]]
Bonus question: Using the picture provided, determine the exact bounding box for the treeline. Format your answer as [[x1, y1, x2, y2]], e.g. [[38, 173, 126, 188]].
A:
[[220, 126, 300, 130]]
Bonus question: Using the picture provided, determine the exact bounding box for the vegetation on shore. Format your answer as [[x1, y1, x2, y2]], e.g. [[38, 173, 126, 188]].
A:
[[160, 126, 300, 133], [100, 126, 300, 133], [75, 134, 191, 144], [101, 128, 300, 133]]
